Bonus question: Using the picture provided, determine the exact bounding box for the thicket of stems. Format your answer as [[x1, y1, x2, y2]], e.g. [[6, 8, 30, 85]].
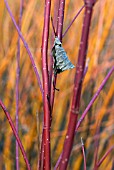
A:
[[59, 1, 96, 169], [0, 100, 31, 170], [0, 0, 113, 169]]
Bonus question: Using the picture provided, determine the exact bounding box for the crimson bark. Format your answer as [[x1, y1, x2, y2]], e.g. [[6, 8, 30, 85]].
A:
[[59, 1, 96, 169], [41, 0, 51, 169]]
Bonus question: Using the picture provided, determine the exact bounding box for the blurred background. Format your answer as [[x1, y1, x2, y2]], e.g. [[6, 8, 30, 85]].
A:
[[0, 0, 114, 169]]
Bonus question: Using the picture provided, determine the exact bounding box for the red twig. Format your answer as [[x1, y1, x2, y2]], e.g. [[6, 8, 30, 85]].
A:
[[56, 0, 65, 41], [75, 66, 114, 131], [50, 0, 65, 111], [49, 0, 59, 92], [4, 0, 43, 97], [39, 1, 59, 168], [62, 4, 85, 38], [51, 16, 57, 36], [0, 100, 31, 170], [59, 1, 96, 169], [16, 1, 23, 169], [97, 146, 114, 167], [81, 137, 86, 170], [38, 130, 44, 170], [54, 154, 62, 170], [50, 2, 66, 167], [41, 0, 51, 169], [54, 66, 114, 170], [50, 4, 85, 97]]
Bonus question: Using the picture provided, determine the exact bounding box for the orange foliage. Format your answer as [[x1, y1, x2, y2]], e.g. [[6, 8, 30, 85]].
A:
[[0, 0, 114, 169]]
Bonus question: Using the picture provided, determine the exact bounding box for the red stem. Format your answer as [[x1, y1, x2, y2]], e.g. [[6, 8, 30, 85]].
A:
[[50, 4, 85, 102], [50, 0, 65, 111], [16, 1, 23, 170], [39, 1, 59, 168], [4, 0, 43, 97], [41, 0, 51, 169], [59, 1, 95, 169], [81, 138, 86, 170], [54, 154, 62, 170], [51, 17, 56, 36], [54, 66, 114, 169], [49, 0, 59, 92], [62, 4, 85, 38], [56, 0, 65, 41], [97, 146, 114, 167], [38, 129, 44, 170], [75, 66, 114, 131], [0, 100, 31, 170]]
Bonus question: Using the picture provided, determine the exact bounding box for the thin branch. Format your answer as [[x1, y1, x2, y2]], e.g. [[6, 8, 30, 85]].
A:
[[16, 0, 23, 169], [0, 100, 31, 170], [38, 129, 44, 170], [56, 0, 65, 41], [54, 66, 114, 169], [51, 16, 56, 36], [54, 154, 62, 170], [81, 137, 86, 170], [49, 0, 60, 91], [97, 146, 114, 167], [62, 4, 85, 38], [50, 0, 65, 111], [36, 111, 42, 170], [4, 0, 43, 97], [83, 58, 90, 79], [59, 1, 96, 169], [41, 0, 51, 169], [76, 66, 114, 131], [50, 2, 66, 168]]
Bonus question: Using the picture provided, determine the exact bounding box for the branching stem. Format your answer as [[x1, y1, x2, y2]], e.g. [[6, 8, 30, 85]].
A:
[[4, 0, 43, 97], [0, 100, 31, 170], [62, 4, 85, 38]]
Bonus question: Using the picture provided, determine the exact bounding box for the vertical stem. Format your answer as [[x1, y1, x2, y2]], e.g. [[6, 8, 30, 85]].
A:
[[59, 1, 96, 169], [56, 0, 65, 41], [16, 1, 23, 169], [38, 130, 44, 170], [0, 100, 31, 170], [4, 0, 43, 97], [36, 111, 42, 170], [50, 0, 65, 110], [41, 0, 51, 169], [49, 0, 59, 93], [97, 146, 114, 167], [54, 66, 114, 169], [81, 138, 86, 170]]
